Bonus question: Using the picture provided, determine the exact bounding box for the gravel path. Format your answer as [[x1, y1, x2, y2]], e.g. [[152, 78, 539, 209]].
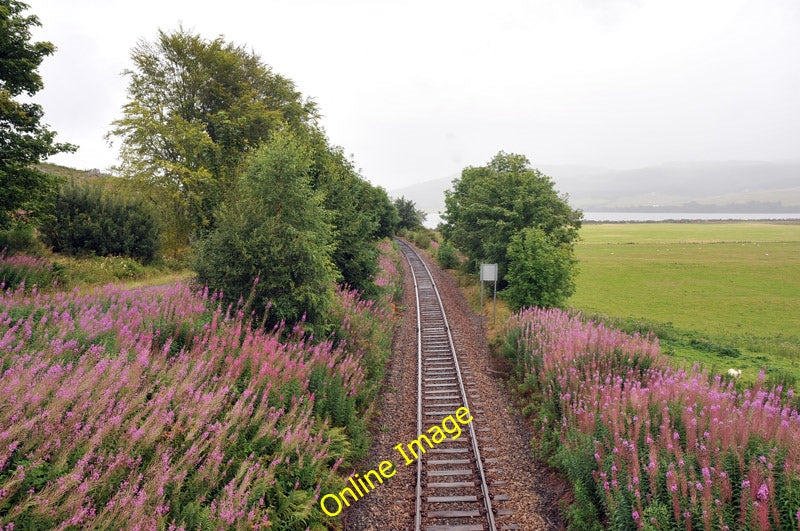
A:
[[344, 243, 565, 530]]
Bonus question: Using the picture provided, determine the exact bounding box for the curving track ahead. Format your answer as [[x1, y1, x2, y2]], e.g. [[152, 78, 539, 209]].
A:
[[396, 239, 516, 531]]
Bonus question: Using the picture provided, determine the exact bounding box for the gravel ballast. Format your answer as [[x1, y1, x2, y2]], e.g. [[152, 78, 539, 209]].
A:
[[344, 243, 565, 530]]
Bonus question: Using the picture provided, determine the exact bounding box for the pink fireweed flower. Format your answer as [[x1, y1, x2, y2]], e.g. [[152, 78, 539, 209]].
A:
[[0, 267, 399, 528], [756, 483, 768, 502], [502, 306, 800, 530]]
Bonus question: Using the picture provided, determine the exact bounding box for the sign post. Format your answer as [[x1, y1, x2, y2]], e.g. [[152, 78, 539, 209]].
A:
[[480, 263, 498, 324]]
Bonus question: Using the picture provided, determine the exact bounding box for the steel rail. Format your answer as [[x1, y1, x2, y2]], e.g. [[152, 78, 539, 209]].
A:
[[396, 238, 497, 531]]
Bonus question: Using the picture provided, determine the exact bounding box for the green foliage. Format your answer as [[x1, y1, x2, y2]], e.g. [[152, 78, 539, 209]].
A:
[[504, 226, 577, 310], [436, 241, 459, 269], [366, 186, 400, 238], [686, 337, 741, 358], [0, 0, 76, 229], [404, 226, 437, 251], [307, 139, 399, 299], [307, 368, 370, 459], [413, 231, 431, 249], [40, 181, 161, 263], [108, 27, 317, 246], [108, 27, 396, 295], [641, 502, 671, 530], [193, 131, 337, 331], [441, 151, 582, 286], [0, 224, 44, 254], [562, 481, 604, 531], [393, 196, 426, 230], [307, 132, 382, 298]]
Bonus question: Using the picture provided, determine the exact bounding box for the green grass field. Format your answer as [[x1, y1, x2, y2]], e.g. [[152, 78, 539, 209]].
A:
[[568, 221, 800, 386]]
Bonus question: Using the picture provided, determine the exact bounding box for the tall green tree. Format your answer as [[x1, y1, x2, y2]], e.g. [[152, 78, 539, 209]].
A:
[[362, 185, 399, 239], [193, 131, 337, 330], [308, 136, 380, 297], [503, 226, 577, 309], [0, 0, 75, 229], [394, 196, 426, 230], [441, 151, 582, 299], [108, 28, 317, 247]]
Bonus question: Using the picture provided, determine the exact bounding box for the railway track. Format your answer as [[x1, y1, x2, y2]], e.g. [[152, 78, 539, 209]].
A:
[[396, 239, 516, 531]]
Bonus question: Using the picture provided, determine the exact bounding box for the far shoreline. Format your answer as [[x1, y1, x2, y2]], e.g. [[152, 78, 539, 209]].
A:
[[424, 211, 800, 228], [581, 212, 800, 223], [582, 218, 800, 224]]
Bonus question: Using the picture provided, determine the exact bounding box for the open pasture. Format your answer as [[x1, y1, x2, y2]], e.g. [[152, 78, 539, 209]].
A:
[[569, 221, 800, 382]]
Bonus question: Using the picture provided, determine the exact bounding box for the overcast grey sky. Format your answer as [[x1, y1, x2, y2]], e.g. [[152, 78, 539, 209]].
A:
[[29, 0, 800, 190]]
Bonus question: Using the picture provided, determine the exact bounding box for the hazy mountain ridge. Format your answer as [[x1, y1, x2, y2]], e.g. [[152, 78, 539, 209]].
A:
[[389, 160, 800, 214]]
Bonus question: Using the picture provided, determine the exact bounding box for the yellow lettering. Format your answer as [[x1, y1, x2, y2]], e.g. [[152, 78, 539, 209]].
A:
[[441, 415, 462, 439], [338, 486, 358, 507], [364, 468, 383, 488], [379, 460, 396, 478], [394, 443, 414, 465], [455, 407, 472, 424], [321, 409, 477, 518], [427, 425, 446, 444], [349, 476, 364, 497], [407, 434, 434, 459], [320, 493, 342, 516]]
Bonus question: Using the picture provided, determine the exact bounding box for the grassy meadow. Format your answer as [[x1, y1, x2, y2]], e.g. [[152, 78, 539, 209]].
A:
[[569, 221, 800, 385]]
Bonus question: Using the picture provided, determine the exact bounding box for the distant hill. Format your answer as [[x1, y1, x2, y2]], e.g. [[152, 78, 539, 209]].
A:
[[35, 162, 124, 193], [35, 162, 111, 180], [389, 160, 800, 216]]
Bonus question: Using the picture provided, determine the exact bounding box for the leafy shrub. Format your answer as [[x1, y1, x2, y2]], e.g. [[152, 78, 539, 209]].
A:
[[193, 131, 337, 331], [503, 226, 577, 310], [366, 186, 400, 238], [436, 241, 459, 269], [406, 227, 437, 251], [413, 230, 430, 249], [0, 225, 45, 255], [40, 181, 160, 263]]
